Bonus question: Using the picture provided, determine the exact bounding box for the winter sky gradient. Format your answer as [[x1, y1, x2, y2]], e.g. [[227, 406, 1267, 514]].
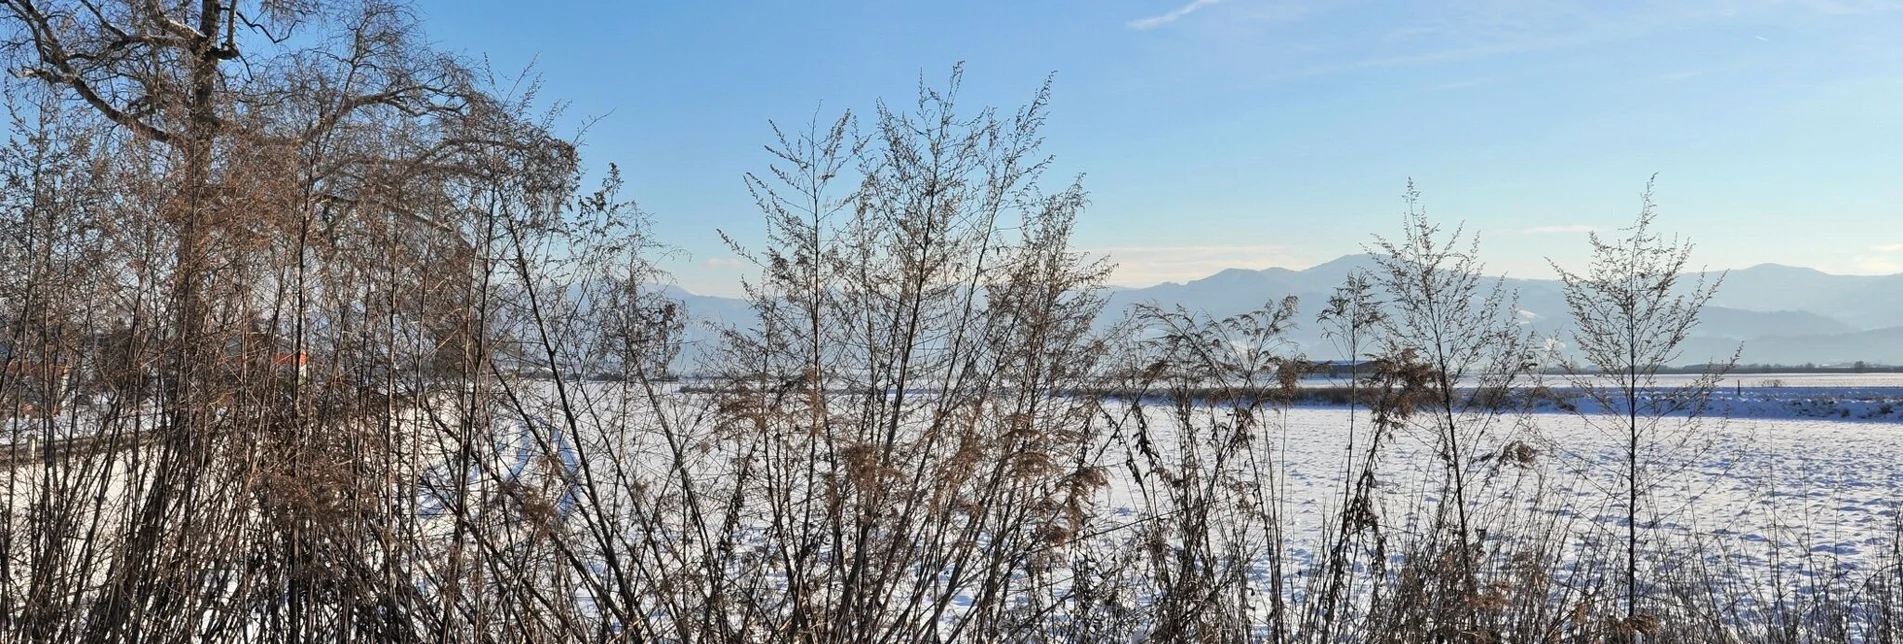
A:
[[417, 0, 1903, 296]]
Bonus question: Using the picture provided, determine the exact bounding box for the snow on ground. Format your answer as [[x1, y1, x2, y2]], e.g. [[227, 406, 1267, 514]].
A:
[[1086, 402, 1902, 612], [5, 379, 1896, 631]]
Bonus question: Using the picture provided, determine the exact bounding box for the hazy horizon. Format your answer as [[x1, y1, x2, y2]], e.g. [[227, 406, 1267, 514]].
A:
[[1129, 254, 1903, 287], [665, 251, 1903, 298]]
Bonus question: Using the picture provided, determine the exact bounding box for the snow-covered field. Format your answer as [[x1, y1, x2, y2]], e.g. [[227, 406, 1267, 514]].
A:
[[1000, 397, 1892, 641], [5, 381, 1895, 634], [1159, 406, 1903, 571]]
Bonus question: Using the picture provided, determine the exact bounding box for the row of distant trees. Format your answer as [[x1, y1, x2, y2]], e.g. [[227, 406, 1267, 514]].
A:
[[2, 1, 1897, 642], [1722, 361, 1901, 373]]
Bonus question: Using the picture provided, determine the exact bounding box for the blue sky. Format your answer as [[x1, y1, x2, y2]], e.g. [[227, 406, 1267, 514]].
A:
[[415, 0, 1903, 296]]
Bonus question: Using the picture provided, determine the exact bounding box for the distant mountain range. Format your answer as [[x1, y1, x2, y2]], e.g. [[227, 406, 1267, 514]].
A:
[[667, 256, 1903, 367], [1097, 254, 1903, 366]]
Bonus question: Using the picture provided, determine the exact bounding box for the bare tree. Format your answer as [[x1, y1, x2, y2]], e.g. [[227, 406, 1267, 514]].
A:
[[0, 1, 585, 640], [702, 66, 1115, 641], [1551, 176, 1734, 628], [1368, 180, 1537, 636], [1, 0, 486, 417], [1308, 268, 1385, 640]]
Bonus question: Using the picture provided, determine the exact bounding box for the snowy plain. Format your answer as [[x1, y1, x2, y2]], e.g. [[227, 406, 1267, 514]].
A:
[[4, 375, 1896, 635]]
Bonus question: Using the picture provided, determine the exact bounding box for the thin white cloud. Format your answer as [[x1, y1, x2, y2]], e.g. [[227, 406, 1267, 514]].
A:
[[1129, 0, 1229, 30], [1853, 256, 1903, 273], [1199, 0, 1903, 83], [1521, 225, 1596, 234], [703, 257, 745, 269], [1090, 243, 1307, 286], [1822, 243, 1903, 274]]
